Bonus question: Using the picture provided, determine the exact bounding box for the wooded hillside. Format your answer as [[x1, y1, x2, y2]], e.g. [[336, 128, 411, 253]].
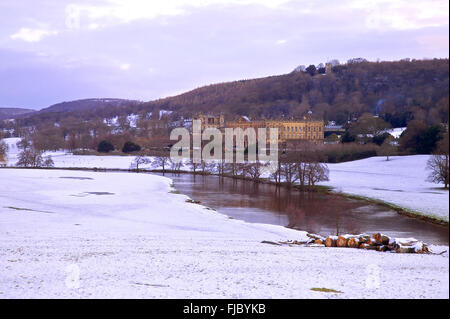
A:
[[4, 58, 449, 130], [142, 58, 448, 127]]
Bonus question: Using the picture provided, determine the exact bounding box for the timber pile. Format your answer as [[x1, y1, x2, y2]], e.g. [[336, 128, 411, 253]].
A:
[[302, 233, 431, 254]]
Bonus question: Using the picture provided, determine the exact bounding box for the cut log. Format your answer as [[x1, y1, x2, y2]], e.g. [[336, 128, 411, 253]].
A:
[[358, 235, 371, 243], [376, 245, 389, 252], [387, 243, 399, 251], [347, 237, 360, 248], [314, 239, 323, 245], [396, 246, 416, 254], [307, 233, 324, 241], [372, 233, 390, 245], [336, 236, 348, 247], [324, 237, 337, 247], [359, 243, 378, 250]]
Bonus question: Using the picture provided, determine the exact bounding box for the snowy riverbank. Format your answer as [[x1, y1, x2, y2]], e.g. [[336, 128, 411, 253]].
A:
[[2, 138, 449, 222], [0, 169, 448, 298], [318, 156, 449, 222]]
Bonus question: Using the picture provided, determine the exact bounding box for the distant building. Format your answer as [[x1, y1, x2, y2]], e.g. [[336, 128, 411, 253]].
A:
[[194, 114, 225, 131], [226, 116, 324, 143], [193, 113, 324, 143]]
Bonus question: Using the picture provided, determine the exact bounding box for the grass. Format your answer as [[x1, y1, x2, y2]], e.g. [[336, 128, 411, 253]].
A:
[[185, 199, 201, 204], [311, 185, 334, 193], [4, 206, 54, 214], [310, 287, 342, 293], [5, 206, 33, 211]]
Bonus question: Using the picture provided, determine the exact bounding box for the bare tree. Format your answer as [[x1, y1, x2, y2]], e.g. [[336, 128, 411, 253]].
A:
[[377, 137, 397, 161], [43, 156, 55, 168], [16, 148, 54, 168], [0, 141, 7, 166], [305, 162, 329, 189], [269, 159, 281, 184], [246, 161, 263, 181], [427, 133, 449, 189], [427, 155, 449, 188], [0, 140, 7, 156], [130, 152, 151, 172], [17, 138, 32, 151], [225, 161, 238, 177], [169, 158, 182, 174], [152, 153, 170, 174], [215, 158, 227, 176], [199, 160, 212, 175], [188, 159, 202, 174], [281, 162, 297, 185]]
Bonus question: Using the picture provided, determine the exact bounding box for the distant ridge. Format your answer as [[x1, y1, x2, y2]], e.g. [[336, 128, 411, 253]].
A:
[[4, 58, 449, 129], [0, 107, 35, 120], [37, 98, 142, 114]]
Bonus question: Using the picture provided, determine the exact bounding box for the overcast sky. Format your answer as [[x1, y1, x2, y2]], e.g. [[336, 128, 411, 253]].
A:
[[0, 0, 448, 109]]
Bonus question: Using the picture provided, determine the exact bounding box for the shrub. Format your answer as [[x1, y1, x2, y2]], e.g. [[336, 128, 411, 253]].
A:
[[16, 149, 46, 167], [400, 121, 444, 154], [372, 132, 391, 146], [97, 140, 114, 153], [324, 143, 379, 163], [122, 141, 141, 153]]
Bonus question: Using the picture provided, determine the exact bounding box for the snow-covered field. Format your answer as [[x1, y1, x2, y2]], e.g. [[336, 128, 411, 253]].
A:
[[319, 156, 449, 222], [3, 136, 447, 222], [0, 169, 448, 298]]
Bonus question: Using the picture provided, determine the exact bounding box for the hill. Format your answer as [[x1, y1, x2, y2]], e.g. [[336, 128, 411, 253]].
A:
[[11, 98, 143, 127], [0, 107, 35, 120], [141, 58, 448, 127], [4, 58, 449, 130], [37, 98, 142, 114]]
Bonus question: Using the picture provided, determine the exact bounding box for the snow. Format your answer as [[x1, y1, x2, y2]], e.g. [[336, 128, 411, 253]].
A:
[[0, 168, 448, 298], [127, 114, 139, 128], [2, 137, 21, 164], [386, 127, 406, 139], [319, 155, 449, 222], [103, 116, 118, 126], [159, 110, 172, 119], [1, 137, 448, 222]]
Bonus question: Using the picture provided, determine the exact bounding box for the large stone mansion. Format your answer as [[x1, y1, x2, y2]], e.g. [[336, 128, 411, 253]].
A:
[[194, 114, 324, 143]]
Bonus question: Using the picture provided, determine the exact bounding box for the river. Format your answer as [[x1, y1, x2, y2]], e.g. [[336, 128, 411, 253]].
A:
[[161, 173, 449, 245]]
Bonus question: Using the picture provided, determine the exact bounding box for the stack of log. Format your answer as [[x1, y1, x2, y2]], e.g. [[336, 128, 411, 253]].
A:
[[305, 233, 430, 254]]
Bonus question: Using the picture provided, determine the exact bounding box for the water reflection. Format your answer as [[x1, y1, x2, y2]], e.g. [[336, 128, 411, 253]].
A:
[[161, 173, 449, 245]]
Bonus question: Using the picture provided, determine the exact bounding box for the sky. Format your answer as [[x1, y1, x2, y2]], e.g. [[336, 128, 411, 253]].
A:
[[0, 0, 448, 110]]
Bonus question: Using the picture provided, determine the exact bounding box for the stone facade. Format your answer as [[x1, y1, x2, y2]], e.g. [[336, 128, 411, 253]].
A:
[[194, 114, 324, 143], [226, 117, 324, 143]]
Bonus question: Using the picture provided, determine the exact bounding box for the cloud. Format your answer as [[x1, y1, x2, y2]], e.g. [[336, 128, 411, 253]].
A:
[[10, 27, 58, 42], [0, 0, 448, 109], [348, 0, 449, 31], [120, 63, 130, 70], [64, 0, 292, 26]]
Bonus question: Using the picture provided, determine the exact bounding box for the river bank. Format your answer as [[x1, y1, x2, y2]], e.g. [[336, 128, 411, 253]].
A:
[[2, 163, 448, 227], [1, 138, 448, 224]]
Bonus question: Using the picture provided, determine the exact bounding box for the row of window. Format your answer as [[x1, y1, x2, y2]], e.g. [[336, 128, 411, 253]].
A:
[[278, 126, 322, 132]]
